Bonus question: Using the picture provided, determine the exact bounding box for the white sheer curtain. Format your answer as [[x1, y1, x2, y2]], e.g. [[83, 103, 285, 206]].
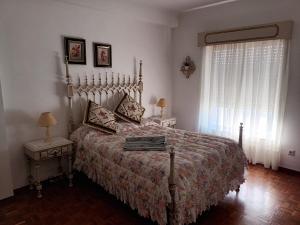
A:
[[198, 39, 289, 170]]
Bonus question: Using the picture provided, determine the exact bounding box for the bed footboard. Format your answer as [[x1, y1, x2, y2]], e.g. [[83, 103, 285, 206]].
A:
[[167, 123, 244, 224]]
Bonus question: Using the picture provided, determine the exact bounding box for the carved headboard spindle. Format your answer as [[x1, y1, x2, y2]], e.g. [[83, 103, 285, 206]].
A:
[[117, 73, 120, 86], [122, 74, 126, 86], [98, 73, 102, 86], [85, 74, 88, 86], [138, 60, 143, 105], [78, 75, 81, 86]]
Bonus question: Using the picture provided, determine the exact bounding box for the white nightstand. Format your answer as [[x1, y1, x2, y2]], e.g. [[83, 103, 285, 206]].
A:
[[149, 116, 176, 128], [24, 137, 73, 198]]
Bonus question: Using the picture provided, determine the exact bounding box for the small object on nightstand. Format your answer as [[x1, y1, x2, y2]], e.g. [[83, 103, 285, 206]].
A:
[[156, 98, 167, 118], [149, 116, 176, 128], [38, 112, 57, 143], [24, 137, 73, 198]]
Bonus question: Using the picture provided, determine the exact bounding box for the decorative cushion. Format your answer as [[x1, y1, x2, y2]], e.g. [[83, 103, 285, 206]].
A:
[[114, 93, 145, 124], [83, 100, 117, 134]]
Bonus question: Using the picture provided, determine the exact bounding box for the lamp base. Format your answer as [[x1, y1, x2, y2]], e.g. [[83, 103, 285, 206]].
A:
[[44, 126, 52, 143], [160, 107, 165, 119]]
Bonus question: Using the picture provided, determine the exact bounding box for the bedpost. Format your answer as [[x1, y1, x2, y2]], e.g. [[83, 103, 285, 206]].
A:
[[168, 146, 176, 225], [65, 56, 74, 138], [138, 60, 143, 105], [238, 122, 243, 148], [236, 122, 243, 193]]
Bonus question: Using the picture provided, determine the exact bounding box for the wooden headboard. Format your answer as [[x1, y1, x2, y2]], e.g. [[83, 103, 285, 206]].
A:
[[64, 56, 144, 137]]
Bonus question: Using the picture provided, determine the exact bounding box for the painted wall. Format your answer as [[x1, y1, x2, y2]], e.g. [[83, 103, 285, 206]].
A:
[[0, 0, 176, 189], [172, 0, 300, 171], [0, 16, 14, 199], [0, 81, 13, 200]]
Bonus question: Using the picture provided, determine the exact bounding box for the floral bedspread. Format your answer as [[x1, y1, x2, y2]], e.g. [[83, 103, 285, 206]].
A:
[[71, 122, 247, 225]]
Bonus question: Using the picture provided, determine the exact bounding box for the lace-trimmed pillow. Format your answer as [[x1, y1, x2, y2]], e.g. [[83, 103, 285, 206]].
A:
[[83, 100, 117, 134], [114, 93, 145, 124]]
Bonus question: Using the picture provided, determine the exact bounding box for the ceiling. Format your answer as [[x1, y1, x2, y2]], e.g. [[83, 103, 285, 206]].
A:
[[128, 0, 239, 12]]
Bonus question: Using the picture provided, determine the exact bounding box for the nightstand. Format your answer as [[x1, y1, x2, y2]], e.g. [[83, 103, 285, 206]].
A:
[[149, 116, 176, 128], [24, 137, 73, 198]]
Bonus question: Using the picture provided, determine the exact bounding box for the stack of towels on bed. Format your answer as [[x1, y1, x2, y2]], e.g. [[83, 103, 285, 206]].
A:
[[124, 136, 166, 151]]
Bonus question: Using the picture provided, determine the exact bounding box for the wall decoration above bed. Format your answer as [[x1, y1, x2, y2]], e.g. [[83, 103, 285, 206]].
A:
[[93, 43, 112, 67], [64, 37, 86, 64], [180, 56, 195, 79]]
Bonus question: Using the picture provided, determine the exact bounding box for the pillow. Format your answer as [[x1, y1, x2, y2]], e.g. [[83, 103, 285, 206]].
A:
[[83, 100, 117, 134], [114, 93, 145, 124]]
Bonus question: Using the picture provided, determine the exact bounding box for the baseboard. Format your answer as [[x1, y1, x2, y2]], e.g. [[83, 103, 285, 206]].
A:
[[248, 163, 300, 175], [278, 166, 300, 175]]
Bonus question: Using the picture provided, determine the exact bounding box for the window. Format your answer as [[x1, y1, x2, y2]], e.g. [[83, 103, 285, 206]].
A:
[[199, 39, 289, 170]]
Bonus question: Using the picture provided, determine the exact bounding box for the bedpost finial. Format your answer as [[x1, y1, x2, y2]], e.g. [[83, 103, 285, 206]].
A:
[[139, 60, 142, 78], [138, 60, 143, 88], [239, 122, 243, 148], [65, 55, 70, 81]]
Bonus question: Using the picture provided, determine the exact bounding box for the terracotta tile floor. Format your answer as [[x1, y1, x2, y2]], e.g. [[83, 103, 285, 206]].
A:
[[0, 165, 299, 225]]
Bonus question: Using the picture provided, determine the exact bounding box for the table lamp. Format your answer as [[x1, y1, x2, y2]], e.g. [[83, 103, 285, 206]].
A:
[[38, 112, 57, 142], [156, 98, 167, 118]]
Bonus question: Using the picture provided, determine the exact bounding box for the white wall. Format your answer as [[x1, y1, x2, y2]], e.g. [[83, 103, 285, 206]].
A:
[[172, 0, 300, 171], [0, 16, 14, 199], [0, 0, 176, 189], [0, 81, 13, 200]]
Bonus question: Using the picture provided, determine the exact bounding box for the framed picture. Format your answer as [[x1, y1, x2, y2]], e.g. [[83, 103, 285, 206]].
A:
[[93, 43, 112, 67], [64, 37, 86, 64]]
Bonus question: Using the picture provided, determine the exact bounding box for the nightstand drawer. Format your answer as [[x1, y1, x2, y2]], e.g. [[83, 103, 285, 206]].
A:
[[162, 121, 170, 127], [30, 145, 72, 160], [47, 148, 62, 158], [149, 116, 176, 128], [162, 119, 176, 127], [62, 145, 72, 155], [168, 119, 176, 126]]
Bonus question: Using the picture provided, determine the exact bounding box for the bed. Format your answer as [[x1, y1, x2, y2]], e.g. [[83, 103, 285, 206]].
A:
[[64, 57, 247, 225]]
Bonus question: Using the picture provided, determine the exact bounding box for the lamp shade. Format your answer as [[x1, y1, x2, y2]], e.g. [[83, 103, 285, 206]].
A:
[[156, 98, 167, 108], [38, 112, 57, 127]]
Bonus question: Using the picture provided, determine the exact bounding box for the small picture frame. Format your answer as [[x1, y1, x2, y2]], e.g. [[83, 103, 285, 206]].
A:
[[64, 37, 86, 64], [93, 43, 112, 67]]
